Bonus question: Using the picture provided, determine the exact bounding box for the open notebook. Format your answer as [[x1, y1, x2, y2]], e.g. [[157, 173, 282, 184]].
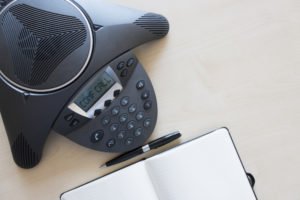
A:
[[61, 128, 257, 200]]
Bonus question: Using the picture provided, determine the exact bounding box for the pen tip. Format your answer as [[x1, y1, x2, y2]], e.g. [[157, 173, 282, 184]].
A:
[[100, 164, 107, 169]]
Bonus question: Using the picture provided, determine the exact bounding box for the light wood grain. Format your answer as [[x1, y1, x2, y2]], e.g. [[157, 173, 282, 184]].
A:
[[1, 0, 300, 199]]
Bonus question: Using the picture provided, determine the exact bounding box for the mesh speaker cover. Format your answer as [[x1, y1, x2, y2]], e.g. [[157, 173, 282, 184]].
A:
[[0, 0, 93, 92]]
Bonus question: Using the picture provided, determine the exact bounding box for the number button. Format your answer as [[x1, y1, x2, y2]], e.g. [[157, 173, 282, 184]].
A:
[[136, 80, 145, 90], [144, 100, 152, 110], [136, 112, 144, 121], [127, 121, 136, 130], [128, 104, 137, 113], [141, 90, 150, 100], [117, 131, 126, 140], [111, 106, 120, 116], [91, 131, 104, 143], [119, 114, 128, 123], [125, 138, 134, 146], [110, 124, 119, 132], [102, 116, 111, 126], [121, 97, 130, 106], [106, 139, 116, 148], [134, 128, 143, 137], [144, 119, 151, 128]]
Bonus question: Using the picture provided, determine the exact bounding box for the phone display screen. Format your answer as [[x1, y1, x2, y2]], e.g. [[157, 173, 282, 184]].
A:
[[74, 72, 115, 111]]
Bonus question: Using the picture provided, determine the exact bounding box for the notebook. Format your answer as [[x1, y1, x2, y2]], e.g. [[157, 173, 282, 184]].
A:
[[61, 128, 257, 200]]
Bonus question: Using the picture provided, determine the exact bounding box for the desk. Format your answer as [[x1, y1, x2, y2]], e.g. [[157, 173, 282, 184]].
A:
[[1, 0, 300, 199]]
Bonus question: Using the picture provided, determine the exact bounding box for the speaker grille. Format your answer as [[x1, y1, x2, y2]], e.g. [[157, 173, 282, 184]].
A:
[[12, 133, 40, 169], [0, 3, 88, 86], [134, 13, 169, 37]]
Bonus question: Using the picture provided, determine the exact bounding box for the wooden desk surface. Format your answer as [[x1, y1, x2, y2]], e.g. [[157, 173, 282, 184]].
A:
[[1, 0, 300, 199]]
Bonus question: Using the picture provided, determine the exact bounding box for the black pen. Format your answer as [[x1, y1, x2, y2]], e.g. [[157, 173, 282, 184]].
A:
[[100, 131, 181, 168]]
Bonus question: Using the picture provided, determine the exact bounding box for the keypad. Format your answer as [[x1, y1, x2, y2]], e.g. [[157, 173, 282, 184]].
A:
[[58, 55, 157, 152], [84, 75, 154, 150]]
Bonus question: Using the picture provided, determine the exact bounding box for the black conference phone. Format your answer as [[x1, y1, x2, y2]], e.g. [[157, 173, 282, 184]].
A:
[[0, 0, 169, 168]]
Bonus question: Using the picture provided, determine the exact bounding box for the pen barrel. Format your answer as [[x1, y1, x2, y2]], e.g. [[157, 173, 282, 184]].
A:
[[149, 132, 181, 149], [106, 148, 144, 167]]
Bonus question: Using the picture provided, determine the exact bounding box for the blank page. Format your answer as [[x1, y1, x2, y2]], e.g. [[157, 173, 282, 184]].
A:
[[145, 128, 257, 200], [61, 162, 158, 200]]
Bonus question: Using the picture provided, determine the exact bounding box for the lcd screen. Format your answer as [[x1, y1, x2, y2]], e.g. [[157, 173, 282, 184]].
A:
[[74, 72, 115, 111]]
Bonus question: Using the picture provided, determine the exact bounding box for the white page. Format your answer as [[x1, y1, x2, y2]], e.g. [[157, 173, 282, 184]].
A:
[[145, 128, 257, 200], [61, 162, 158, 200]]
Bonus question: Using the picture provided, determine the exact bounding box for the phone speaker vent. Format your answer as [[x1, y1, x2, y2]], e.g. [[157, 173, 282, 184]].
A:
[[12, 133, 40, 169], [134, 13, 169, 37], [1, 3, 87, 86]]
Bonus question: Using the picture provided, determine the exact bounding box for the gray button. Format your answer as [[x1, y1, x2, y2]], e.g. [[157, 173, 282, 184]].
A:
[[111, 106, 120, 116], [136, 112, 144, 121], [110, 124, 119, 132], [144, 119, 151, 128], [136, 80, 145, 90], [121, 97, 129, 106], [117, 131, 126, 140], [128, 104, 137, 113], [141, 90, 150, 100], [102, 116, 111, 126], [91, 131, 104, 143], [117, 62, 125, 70], [94, 109, 102, 117], [104, 100, 112, 107], [127, 58, 135, 67], [64, 114, 74, 121], [144, 100, 152, 110], [119, 114, 128, 123], [106, 139, 116, 148], [127, 121, 136, 130], [125, 137, 134, 146], [134, 128, 143, 137], [70, 119, 80, 127]]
